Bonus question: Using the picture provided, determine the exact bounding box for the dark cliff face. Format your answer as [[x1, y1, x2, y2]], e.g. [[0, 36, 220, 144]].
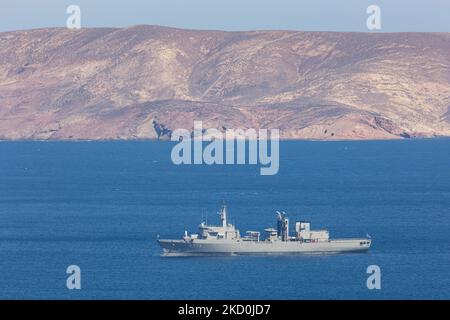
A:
[[0, 25, 449, 140]]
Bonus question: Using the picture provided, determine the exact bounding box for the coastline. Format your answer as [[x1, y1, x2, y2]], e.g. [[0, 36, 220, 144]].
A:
[[1, 136, 449, 143]]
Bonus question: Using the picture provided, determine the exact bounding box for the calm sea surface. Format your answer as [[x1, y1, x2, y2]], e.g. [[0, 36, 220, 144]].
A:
[[0, 140, 449, 299]]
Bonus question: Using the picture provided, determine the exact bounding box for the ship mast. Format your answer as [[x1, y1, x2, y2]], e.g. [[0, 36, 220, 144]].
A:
[[220, 203, 227, 228]]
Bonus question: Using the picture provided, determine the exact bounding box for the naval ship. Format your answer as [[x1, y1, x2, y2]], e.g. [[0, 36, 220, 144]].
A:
[[157, 204, 371, 255]]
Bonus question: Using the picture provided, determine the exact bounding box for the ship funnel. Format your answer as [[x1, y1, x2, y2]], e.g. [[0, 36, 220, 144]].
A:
[[276, 211, 289, 241]]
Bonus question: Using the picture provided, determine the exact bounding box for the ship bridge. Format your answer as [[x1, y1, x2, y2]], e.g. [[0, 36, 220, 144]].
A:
[[197, 204, 240, 240]]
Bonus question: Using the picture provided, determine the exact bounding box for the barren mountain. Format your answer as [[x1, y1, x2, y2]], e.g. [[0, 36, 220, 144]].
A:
[[0, 25, 449, 140]]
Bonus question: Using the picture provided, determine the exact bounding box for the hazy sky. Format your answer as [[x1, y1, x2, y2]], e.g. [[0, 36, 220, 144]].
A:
[[0, 0, 449, 32]]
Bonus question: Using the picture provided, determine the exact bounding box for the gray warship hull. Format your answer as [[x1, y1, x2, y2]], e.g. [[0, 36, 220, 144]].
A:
[[157, 204, 372, 256], [157, 238, 371, 255]]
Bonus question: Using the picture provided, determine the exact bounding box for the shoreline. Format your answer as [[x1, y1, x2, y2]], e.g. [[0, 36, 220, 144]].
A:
[[1, 136, 449, 143]]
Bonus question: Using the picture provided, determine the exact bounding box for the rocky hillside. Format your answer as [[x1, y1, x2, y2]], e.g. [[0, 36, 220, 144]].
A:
[[0, 25, 449, 140]]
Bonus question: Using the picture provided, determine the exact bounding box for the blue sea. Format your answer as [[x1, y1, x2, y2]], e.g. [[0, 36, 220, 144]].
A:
[[0, 140, 449, 299]]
